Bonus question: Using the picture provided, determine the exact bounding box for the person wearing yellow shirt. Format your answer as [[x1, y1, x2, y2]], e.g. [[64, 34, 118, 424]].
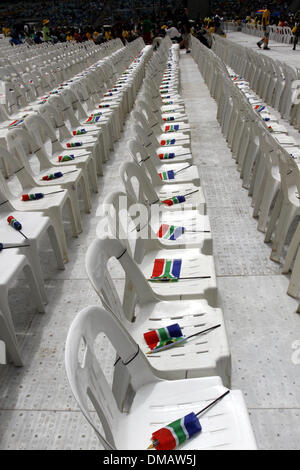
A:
[[257, 6, 270, 50], [104, 29, 112, 41]]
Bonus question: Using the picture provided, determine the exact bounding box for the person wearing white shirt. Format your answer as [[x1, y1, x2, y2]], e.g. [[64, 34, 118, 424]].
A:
[[165, 26, 182, 42]]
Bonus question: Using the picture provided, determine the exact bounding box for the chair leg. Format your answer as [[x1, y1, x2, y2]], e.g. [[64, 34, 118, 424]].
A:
[[287, 246, 300, 298], [0, 314, 23, 366], [23, 263, 45, 313], [251, 157, 265, 208], [0, 288, 15, 337], [81, 174, 92, 213], [257, 181, 279, 233], [47, 207, 69, 263], [252, 172, 266, 218], [94, 141, 104, 177], [265, 190, 283, 243], [242, 145, 259, 189], [47, 224, 65, 270], [24, 242, 48, 304], [68, 188, 82, 235], [89, 158, 98, 193], [282, 222, 300, 273], [270, 207, 295, 263]]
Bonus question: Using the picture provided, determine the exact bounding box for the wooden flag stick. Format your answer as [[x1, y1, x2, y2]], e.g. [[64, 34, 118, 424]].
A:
[[148, 275, 211, 282], [174, 165, 192, 174], [0, 244, 30, 250], [195, 390, 230, 417]]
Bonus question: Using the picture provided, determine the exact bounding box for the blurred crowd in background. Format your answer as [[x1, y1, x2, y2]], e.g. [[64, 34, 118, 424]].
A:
[[0, 0, 299, 48]]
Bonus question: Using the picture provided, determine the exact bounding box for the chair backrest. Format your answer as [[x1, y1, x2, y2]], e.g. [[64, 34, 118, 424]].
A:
[[0, 168, 15, 210], [7, 126, 51, 174], [119, 161, 158, 205], [61, 87, 88, 122], [39, 100, 72, 141], [24, 112, 64, 154], [278, 146, 300, 199], [85, 236, 155, 321], [128, 137, 161, 186], [65, 304, 156, 449]]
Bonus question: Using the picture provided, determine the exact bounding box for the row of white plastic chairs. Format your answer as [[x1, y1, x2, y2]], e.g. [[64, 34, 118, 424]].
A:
[[212, 34, 300, 128], [0, 37, 147, 177], [64, 40, 257, 450], [191, 34, 300, 311], [211, 34, 300, 309], [0, 37, 152, 367], [0, 39, 125, 115], [224, 21, 294, 44], [0, 36, 112, 66]]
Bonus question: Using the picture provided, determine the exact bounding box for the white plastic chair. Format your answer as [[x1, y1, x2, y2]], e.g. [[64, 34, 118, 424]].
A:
[[65, 304, 257, 450], [120, 161, 206, 215], [128, 136, 200, 186], [7, 126, 86, 232], [0, 147, 78, 262], [0, 250, 45, 366]]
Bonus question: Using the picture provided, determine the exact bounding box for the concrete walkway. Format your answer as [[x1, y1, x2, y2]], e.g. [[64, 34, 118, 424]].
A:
[[226, 31, 300, 69], [0, 50, 300, 450]]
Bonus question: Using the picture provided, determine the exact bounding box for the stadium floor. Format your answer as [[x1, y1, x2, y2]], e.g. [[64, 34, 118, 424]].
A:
[[0, 50, 300, 450], [226, 31, 300, 69]]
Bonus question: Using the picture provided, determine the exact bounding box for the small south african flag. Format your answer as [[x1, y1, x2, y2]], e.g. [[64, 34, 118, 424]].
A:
[[144, 323, 184, 351], [151, 258, 182, 281], [163, 101, 173, 105], [165, 125, 179, 132], [161, 195, 186, 206], [158, 152, 175, 159], [157, 224, 184, 240], [163, 116, 175, 122], [151, 413, 202, 450], [161, 139, 176, 146], [86, 115, 101, 123], [72, 129, 87, 135], [159, 170, 175, 180], [255, 105, 265, 113], [66, 142, 82, 148], [58, 154, 75, 162], [8, 119, 23, 127]]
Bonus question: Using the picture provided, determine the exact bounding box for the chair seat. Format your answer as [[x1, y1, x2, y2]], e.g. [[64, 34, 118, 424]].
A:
[[139, 248, 216, 304], [116, 377, 256, 450], [132, 299, 230, 382], [159, 132, 191, 143], [160, 104, 185, 113], [274, 134, 297, 146], [11, 185, 68, 210], [156, 145, 192, 163], [162, 112, 189, 122], [0, 211, 49, 242], [151, 213, 211, 251], [38, 166, 82, 185], [157, 184, 206, 214], [161, 122, 190, 132], [155, 162, 200, 185]]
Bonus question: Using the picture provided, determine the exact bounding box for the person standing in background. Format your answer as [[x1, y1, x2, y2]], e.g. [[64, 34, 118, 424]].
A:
[[181, 8, 191, 53], [42, 19, 50, 42], [292, 10, 300, 50], [257, 5, 270, 50]]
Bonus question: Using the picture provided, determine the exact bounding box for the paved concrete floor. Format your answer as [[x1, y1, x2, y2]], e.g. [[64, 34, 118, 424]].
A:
[[0, 50, 300, 450], [226, 31, 300, 69]]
